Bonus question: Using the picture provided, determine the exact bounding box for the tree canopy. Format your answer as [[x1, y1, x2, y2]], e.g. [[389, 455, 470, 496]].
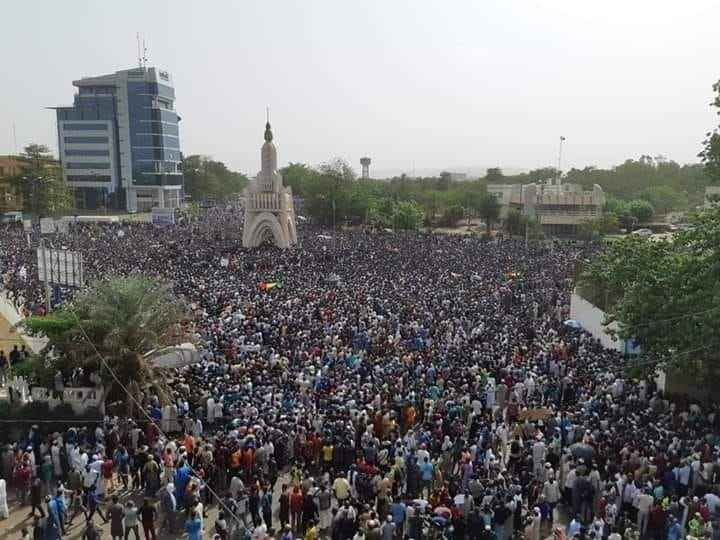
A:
[[699, 78, 720, 184], [578, 207, 720, 381], [182, 155, 248, 203], [9, 144, 71, 216]]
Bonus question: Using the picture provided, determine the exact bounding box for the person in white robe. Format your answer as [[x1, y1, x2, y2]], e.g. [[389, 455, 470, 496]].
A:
[[0, 478, 8, 519], [193, 418, 203, 438], [214, 401, 224, 423], [161, 405, 172, 433], [207, 397, 216, 424]]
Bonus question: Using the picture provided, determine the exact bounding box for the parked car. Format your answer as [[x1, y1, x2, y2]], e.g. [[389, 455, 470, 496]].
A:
[[632, 228, 653, 237]]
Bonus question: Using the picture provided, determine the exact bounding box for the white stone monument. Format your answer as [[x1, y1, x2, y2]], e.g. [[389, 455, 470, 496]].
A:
[[242, 119, 297, 248]]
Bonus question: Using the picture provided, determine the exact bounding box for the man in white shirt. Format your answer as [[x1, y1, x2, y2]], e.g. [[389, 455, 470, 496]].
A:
[[564, 465, 577, 507], [634, 489, 653, 535], [532, 438, 547, 478]]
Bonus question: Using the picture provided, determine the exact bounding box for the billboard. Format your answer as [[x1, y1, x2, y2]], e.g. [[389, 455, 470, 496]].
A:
[[37, 248, 84, 287]]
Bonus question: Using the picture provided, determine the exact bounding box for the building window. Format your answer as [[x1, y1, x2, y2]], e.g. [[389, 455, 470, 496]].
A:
[[66, 175, 112, 182], [64, 136, 109, 144], [66, 162, 111, 170], [64, 149, 110, 157], [63, 123, 108, 130]]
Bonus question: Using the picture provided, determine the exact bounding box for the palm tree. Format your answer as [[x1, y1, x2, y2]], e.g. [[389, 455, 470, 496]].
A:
[[23, 276, 185, 413]]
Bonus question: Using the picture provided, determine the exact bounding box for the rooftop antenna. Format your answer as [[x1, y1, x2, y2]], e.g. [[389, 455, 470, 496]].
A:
[[266, 106, 270, 124], [136, 33, 142, 68], [142, 38, 148, 67]]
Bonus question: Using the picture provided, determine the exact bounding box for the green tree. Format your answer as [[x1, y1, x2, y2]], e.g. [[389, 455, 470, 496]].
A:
[[528, 167, 559, 184], [579, 207, 720, 381], [394, 200, 424, 230], [578, 214, 620, 240], [440, 204, 464, 227], [10, 144, 71, 216], [699, 79, 720, 183], [505, 208, 525, 236], [639, 185, 688, 214], [437, 172, 452, 191], [280, 162, 319, 198], [318, 157, 356, 183], [627, 199, 654, 222], [22, 276, 185, 411], [477, 193, 501, 232], [182, 155, 248, 203]]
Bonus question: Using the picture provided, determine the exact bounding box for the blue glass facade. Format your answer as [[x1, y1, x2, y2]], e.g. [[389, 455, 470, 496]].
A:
[[127, 81, 182, 187]]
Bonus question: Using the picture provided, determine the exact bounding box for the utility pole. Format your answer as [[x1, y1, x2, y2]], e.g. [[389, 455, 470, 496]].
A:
[[40, 238, 51, 314], [557, 136, 566, 186]]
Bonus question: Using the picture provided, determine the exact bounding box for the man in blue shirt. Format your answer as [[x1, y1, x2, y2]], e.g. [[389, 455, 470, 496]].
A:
[[390, 499, 407, 538], [667, 516, 682, 540], [420, 457, 434, 499]]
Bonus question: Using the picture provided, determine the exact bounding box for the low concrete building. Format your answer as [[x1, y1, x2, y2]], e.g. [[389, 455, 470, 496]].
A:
[[487, 184, 516, 219], [510, 182, 605, 236], [705, 185, 720, 207]]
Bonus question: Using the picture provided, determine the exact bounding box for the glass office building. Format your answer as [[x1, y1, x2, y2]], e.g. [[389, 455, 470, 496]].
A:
[[54, 67, 183, 211]]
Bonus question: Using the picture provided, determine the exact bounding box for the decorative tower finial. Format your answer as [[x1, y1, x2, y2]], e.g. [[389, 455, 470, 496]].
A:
[[264, 107, 273, 142]]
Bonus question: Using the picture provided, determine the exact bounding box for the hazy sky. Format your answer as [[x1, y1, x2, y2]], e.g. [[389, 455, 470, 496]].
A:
[[1, 0, 719, 177]]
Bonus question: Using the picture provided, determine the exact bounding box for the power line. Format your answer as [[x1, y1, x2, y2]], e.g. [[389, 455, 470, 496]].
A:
[[68, 309, 245, 526], [607, 305, 720, 330], [624, 343, 715, 369]]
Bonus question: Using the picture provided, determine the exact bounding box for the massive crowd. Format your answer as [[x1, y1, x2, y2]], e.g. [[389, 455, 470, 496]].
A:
[[1, 208, 719, 540]]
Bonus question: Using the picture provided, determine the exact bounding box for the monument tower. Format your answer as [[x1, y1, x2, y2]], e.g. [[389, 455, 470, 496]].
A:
[[242, 118, 297, 248]]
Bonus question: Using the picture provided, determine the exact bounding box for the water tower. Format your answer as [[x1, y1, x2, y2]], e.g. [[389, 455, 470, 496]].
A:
[[360, 157, 371, 179]]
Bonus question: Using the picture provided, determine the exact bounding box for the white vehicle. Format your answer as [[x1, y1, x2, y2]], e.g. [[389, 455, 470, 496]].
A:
[[632, 228, 653, 237]]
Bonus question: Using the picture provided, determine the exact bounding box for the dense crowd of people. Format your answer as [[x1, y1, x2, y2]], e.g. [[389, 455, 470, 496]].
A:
[[1, 208, 720, 540]]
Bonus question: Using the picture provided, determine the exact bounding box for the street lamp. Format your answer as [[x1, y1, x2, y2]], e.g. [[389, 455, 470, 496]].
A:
[[557, 136, 566, 186]]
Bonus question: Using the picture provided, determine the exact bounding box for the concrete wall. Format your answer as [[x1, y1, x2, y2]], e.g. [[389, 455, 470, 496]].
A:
[[31, 385, 105, 415], [570, 292, 622, 351], [0, 292, 48, 354]]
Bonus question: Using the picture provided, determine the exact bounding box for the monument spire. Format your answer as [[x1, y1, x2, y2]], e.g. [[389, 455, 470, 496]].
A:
[[264, 107, 273, 142]]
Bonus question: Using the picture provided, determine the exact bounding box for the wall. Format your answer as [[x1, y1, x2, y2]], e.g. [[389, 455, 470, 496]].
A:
[[570, 291, 718, 400], [0, 292, 48, 354], [570, 292, 622, 351], [30, 385, 105, 415]]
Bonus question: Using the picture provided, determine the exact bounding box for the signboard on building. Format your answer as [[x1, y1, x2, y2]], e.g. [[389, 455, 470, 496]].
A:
[[151, 207, 175, 226], [36, 248, 84, 287]]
